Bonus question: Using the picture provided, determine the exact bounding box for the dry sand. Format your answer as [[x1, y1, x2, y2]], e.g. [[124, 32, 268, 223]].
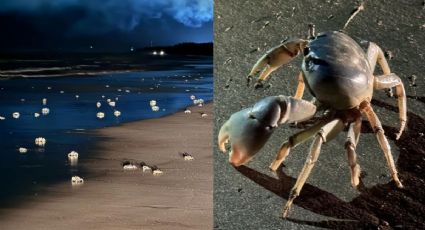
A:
[[0, 104, 213, 230]]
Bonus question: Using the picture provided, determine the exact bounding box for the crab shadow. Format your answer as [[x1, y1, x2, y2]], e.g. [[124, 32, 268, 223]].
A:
[[234, 99, 425, 229]]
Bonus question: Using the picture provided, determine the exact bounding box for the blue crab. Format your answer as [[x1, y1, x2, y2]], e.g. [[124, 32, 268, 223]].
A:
[[218, 25, 406, 218]]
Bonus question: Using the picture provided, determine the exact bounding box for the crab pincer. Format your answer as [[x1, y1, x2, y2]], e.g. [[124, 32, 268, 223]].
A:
[[218, 96, 316, 167]]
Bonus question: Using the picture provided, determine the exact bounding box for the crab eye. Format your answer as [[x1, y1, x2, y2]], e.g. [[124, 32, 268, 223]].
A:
[[312, 58, 328, 66], [305, 56, 329, 70], [303, 47, 310, 56]]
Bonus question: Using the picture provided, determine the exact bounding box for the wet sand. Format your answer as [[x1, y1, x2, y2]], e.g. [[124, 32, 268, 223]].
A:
[[0, 103, 213, 230]]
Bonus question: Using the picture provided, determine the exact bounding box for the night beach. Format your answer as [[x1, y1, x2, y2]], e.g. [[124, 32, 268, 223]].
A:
[[0, 56, 213, 229]]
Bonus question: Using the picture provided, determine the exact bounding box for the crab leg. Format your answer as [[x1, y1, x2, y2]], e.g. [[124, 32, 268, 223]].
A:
[[247, 39, 308, 89], [345, 117, 362, 187], [270, 116, 331, 171], [294, 72, 305, 99], [366, 42, 393, 97], [366, 42, 391, 76], [360, 102, 403, 188], [254, 65, 278, 89], [374, 73, 407, 139], [282, 119, 345, 218]]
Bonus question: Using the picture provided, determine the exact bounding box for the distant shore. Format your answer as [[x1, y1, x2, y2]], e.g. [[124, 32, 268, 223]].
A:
[[0, 103, 213, 230], [0, 53, 212, 78]]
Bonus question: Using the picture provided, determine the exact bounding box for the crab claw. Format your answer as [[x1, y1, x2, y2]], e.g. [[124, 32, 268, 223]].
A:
[[219, 96, 304, 166], [218, 96, 317, 166]]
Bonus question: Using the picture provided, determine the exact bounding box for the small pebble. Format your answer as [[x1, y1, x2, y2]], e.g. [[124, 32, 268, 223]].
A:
[[249, 48, 260, 53], [384, 50, 394, 60], [291, 7, 296, 17], [261, 21, 270, 29], [224, 26, 233, 32], [409, 75, 417, 87]]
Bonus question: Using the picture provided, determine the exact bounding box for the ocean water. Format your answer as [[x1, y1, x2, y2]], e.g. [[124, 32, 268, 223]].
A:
[[0, 58, 212, 204]]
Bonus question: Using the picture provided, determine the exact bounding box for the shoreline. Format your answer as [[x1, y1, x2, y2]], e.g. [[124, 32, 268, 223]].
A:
[[0, 103, 213, 229], [0, 69, 136, 78], [0, 55, 212, 79]]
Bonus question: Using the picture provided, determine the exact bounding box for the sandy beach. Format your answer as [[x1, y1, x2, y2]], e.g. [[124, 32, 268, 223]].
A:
[[0, 103, 213, 230]]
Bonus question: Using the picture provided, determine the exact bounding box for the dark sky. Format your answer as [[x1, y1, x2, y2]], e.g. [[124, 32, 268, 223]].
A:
[[0, 0, 213, 52]]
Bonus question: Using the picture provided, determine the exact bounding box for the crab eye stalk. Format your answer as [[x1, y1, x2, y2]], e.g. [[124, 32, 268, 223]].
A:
[[308, 23, 316, 39]]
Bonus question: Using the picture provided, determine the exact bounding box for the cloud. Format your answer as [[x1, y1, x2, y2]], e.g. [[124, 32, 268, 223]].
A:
[[162, 0, 212, 28], [0, 0, 213, 30], [0, 0, 213, 51]]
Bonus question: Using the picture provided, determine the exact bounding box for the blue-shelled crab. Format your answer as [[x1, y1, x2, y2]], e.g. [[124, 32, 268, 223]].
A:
[[218, 25, 406, 218]]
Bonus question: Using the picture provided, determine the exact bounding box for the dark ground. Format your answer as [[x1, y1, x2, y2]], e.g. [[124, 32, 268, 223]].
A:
[[214, 0, 425, 229]]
